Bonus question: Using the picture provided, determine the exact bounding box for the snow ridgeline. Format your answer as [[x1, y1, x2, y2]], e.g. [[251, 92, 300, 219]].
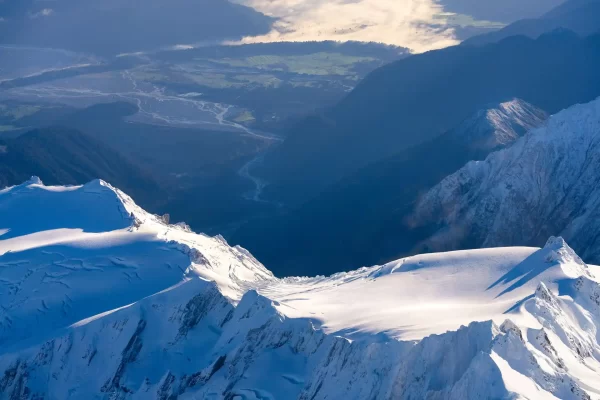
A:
[[446, 98, 547, 151], [1, 179, 600, 399]]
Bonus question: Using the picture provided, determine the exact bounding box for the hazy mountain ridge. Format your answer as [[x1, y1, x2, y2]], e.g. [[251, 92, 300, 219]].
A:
[[412, 96, 600, 263], [446, 99, 549, 150], [1, 179, 600, 398], [464, 0, 600, 46], [258, 29, 600, 205]]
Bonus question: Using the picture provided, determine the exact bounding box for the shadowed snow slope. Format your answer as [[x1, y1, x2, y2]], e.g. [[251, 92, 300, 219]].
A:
[[1, 179, 600, 399]]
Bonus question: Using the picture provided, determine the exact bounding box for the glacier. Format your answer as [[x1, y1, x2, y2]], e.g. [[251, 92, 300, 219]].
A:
[[1, 177, 600, 399]]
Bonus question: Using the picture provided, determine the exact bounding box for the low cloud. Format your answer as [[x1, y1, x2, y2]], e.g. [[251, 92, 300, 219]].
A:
[[234, 0, 462, 52], [29, 8, 54, 19]]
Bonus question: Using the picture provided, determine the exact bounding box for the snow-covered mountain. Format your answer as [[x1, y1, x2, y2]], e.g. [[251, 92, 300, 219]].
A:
[[1, 178, 600, 398], [447, 98, 548, 151], [412, 96, 600, 263]]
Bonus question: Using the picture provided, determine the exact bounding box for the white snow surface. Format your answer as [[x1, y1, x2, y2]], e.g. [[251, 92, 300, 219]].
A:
[[1, 178, 600, 399], [0, 178, 274, 349]]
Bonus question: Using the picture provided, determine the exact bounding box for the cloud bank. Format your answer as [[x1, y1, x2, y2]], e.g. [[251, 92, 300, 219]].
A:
[[234, 0, 461, 52]]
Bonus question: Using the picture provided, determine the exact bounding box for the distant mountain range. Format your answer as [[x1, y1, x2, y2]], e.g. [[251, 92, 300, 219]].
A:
[[233, 100, 548, 276], [464, 0, 600, 46], [440, 0, 565, 23]]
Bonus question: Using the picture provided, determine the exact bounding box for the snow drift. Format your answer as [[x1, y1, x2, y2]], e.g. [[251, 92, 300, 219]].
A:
[[1, 178, 600, 399]]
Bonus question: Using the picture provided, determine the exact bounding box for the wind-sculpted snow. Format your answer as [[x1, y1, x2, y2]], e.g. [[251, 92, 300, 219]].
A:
[[1, 179, 600, 398], [0, 177, 131, 239], [412, 96, 600, 264], [0, 178, 274, 349]]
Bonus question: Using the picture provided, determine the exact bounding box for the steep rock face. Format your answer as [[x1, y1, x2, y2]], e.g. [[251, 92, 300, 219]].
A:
[[412, 97, 600, 262], [2, 180, 600, 399], [0, 279, 235, 399]]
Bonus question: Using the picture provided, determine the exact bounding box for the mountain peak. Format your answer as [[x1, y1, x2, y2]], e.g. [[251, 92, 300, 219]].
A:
[[494, 98, 542, 119], [543, 235, 570, 251], [450, 98, 548, 151], [26, 176, 43, 186], [0, 178, 275, 348], [543, 236, 592, 279], [83, 178, 111, 189], [0, 177, 134, 241]]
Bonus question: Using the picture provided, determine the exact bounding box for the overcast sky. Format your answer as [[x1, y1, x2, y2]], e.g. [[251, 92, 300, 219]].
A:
[[234, 0, 565, 52]]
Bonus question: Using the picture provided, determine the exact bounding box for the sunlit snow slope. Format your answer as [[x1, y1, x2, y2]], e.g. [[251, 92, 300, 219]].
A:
[[0, 178, 274, 349], [1, 178, 600, 399], [412, 96, 600, 264]]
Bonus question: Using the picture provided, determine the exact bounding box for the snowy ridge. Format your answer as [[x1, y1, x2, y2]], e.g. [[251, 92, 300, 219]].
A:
[[411, 96, 600, 262], [2, 180, 600, 398], [449, 98, 548, 151], [0, 178, 274, 350]]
